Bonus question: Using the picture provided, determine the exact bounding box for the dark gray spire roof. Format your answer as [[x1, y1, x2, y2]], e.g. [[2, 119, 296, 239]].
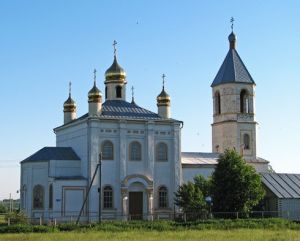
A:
[[211, 36, 255, 87]]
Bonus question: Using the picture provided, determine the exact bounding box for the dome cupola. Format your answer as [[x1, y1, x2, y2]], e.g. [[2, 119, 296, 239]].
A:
[[105, 55, 126, 82], [88, 69, 102, 116], [63, 82, 76, 124], [157, 74, 171, 118], [104, 40, 127, 101]]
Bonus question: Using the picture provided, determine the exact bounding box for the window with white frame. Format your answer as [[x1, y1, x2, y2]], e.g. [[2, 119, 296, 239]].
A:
[[158, 186, 168, 208], [103, 186, 113, 209]]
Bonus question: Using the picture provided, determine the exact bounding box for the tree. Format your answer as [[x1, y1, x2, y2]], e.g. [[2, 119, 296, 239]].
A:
[[174, 182, 206, 212], [193, 175, 211, 198], [211, 149, 265, 213], [0, 203, 8, 213]]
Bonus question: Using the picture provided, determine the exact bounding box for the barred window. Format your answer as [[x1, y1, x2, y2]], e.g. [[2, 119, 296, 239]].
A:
[[103, 186, 113, 209], [102, 141, 114, 160], [243, 134, 250, 150], [33, 185, 44, 209], [49, 184, 53, 209], [129, 141, 142, 161], [156, 143, 168, 161], [240, 89, 250, 113], [158, 186, 168, 208]]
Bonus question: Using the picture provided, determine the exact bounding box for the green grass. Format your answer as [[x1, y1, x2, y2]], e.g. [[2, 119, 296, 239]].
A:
[[1, 229, 300, 241]]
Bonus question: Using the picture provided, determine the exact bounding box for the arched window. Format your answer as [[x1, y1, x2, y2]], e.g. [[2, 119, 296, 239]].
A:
[[33, 185, 44, 209], [116, 86, 122, 98], [49, 184, 53, 209], [102, 140, 114, 160], [156, 142, 168, 161], [215, 91, 221, 114], [105, 87, 108, 100], [243, 134, 250, 150], [158, 186, 168, 208], [129, 141, 142, 161], [240, 90, 249, 113], [103, 186, 113, 209]]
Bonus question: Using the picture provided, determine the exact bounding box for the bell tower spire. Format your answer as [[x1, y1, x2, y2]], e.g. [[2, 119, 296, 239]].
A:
[[211, 23, 257, 162]]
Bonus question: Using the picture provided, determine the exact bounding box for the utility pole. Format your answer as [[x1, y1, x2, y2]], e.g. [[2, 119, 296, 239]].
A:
[[9, 193, 12, 212], [76, 157, 101, 224], [98, 153, 102, 223]]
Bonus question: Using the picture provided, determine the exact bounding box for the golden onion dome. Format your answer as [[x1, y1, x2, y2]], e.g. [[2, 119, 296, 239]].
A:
[[157, 87, 171, 106], [88, 84, 102, 103], [105, 55, 126, 82], [63, 95, 76, 112]]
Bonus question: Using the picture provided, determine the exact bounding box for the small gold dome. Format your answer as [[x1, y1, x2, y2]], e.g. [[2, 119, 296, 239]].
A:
[[63, 95, 76, 112], [88, 84, 102, 103], [157, 87, 171, 106], [105, 56, 126, 82]]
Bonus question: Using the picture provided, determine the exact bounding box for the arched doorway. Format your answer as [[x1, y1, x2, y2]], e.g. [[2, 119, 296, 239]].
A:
[[121, 174, 153, 220]]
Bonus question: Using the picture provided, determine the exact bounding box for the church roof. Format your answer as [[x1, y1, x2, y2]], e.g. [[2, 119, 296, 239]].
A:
[[21, 147, 80, 163], [101, 100, 164, 120], [57, 100, 180, 128], [211, 48, 255, 87], [181, 152, 269, 166], [181, 152, 219, 165], [261, 173, 300, 199]]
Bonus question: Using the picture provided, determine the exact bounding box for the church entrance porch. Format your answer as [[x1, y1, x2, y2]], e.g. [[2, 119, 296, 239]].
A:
[[121, 174, 154, 220], [129, 192, 143, 220]]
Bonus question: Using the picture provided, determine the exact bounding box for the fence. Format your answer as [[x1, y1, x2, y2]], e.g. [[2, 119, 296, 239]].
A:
[[0, 210, 297, 226]]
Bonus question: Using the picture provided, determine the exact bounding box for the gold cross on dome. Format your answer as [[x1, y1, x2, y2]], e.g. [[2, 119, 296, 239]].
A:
[[162, 74, 166, 88], [131, 86, 134, 98], [113, 40, 117, 56], [93, 69, 97, 84], [230, 17, 234, 31], [69, 81, 72, 97]]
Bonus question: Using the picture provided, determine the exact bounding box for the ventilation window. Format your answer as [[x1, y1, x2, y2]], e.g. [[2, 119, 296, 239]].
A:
[[215, 91, 221, 114], [116, 86, 122, 98]]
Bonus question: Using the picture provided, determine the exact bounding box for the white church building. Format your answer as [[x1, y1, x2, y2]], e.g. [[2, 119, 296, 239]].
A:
[[20, 30, 272, 222]]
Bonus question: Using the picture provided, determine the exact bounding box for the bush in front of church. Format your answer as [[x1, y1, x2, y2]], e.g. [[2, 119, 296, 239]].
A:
[[211, 149, 265, 214], [174, 181, 207, 214]]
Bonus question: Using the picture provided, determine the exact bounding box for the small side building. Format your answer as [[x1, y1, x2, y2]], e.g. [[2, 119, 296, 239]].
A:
[[261, 173, 300, 220]]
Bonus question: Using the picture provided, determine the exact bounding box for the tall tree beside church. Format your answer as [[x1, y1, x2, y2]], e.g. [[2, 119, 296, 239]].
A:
[[211, 149, 265, 213]]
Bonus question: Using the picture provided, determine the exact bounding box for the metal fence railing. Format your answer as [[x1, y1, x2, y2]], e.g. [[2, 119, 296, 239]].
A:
[[1, 210, 298, 225]]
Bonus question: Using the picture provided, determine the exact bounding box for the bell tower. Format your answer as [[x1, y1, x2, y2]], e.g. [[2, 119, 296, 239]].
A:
[[211, 23, 257, 162]]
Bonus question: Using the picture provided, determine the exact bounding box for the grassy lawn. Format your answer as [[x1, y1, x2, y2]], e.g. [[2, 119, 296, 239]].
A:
[[1, 229, 300, 241]]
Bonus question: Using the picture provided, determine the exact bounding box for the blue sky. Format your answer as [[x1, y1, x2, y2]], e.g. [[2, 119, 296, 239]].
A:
[[0, 0, 299, 200]]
